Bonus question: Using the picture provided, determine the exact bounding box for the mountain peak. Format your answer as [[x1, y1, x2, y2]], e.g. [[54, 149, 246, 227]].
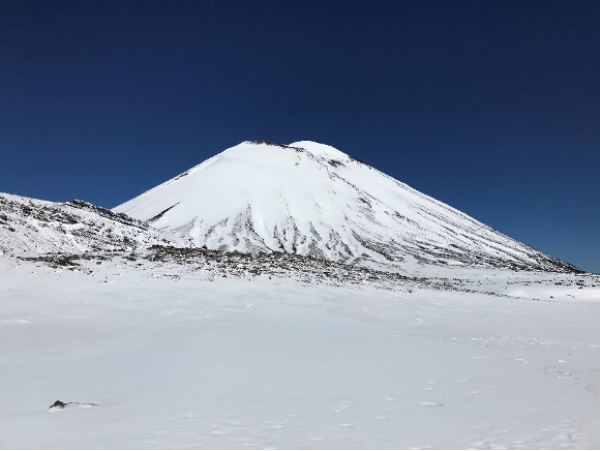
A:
[[237, 140, 347, 158], [289, 141, 347, 157]]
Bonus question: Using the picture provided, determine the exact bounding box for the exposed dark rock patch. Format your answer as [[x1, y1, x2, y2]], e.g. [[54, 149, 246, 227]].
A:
[[246, 140, 305, 152], [148, 203, 180, 223], [48, 400, 97, 411], [50, 400, 66, 409]]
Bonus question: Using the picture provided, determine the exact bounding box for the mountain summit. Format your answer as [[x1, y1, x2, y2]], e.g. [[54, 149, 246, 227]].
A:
[[114, 140, 578, 273]]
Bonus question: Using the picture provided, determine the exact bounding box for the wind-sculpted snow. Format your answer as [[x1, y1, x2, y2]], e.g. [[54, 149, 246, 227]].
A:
[[0, 193, 190, 256], [114, 140, 580, 273]]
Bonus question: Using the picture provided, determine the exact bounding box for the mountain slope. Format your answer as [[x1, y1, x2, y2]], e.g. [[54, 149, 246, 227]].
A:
[[0, 193, 189, 256], [114, 140, 579, 273]]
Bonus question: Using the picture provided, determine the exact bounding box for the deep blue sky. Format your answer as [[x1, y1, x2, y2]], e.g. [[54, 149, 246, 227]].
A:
[[0, 0, 598, 272]]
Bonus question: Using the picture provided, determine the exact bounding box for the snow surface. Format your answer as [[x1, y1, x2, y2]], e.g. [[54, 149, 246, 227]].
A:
[[114, 140, 578, 273], [2, 254, 600, 449]]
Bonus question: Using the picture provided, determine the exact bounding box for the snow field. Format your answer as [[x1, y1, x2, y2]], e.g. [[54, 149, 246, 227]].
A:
[[1, 256, 600, 449]]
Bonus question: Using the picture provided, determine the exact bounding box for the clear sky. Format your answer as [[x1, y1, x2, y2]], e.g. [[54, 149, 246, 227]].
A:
[[0, 0, 598, 272]]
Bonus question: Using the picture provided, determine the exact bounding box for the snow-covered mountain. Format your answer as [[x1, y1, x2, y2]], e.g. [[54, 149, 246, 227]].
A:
[[114, 140, 579, 273], [0, 192, 189, 256], [3, 143, 599, 450]]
